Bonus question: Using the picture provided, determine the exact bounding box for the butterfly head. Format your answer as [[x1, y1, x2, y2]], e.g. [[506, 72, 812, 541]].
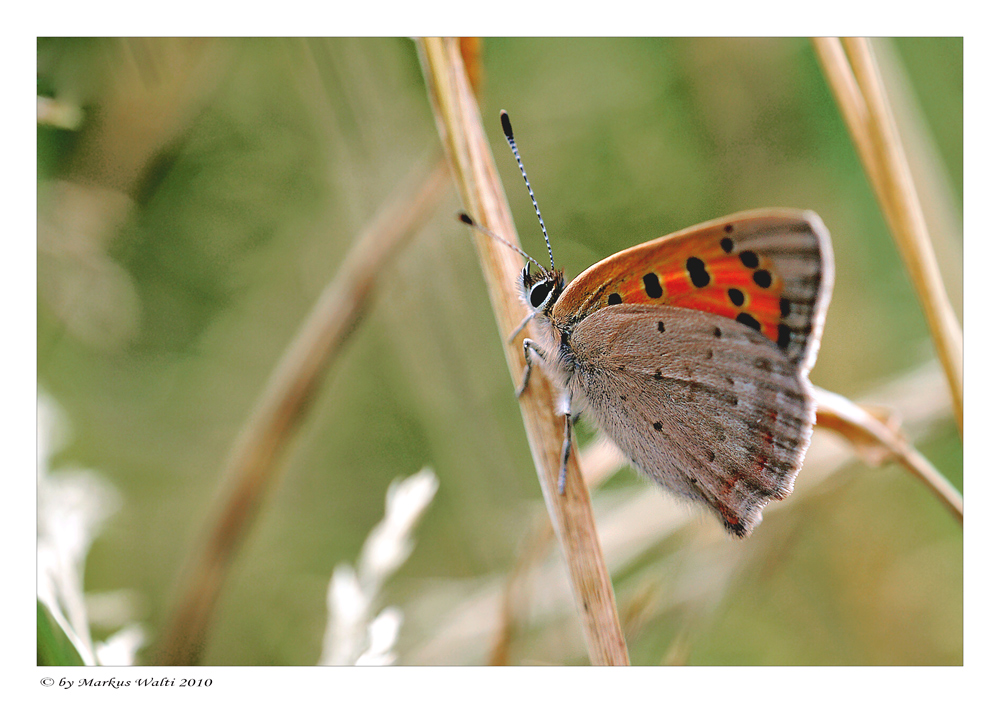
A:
[[519, 262, 564, 316]]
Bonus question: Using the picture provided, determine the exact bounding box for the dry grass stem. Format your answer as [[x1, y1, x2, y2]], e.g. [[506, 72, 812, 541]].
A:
[[416, 37, 629, 665], [814, 387, 962, 523], [487, 440, 626, 663], [812, 38, 963, 432], [155, 156, 451, 665]]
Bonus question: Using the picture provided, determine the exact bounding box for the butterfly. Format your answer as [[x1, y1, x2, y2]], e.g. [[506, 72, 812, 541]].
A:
[[462, 110, 834, 537]]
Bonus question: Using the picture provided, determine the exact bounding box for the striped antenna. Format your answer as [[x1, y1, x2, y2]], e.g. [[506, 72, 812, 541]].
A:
[[457, 213, 545, 271], [500, 110, 556, 270]]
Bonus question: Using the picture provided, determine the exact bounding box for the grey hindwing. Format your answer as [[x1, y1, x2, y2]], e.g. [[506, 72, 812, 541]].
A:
[[564, 304, 815, 536]]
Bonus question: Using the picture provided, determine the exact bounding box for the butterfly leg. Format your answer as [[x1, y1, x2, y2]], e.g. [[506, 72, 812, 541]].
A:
[[507, 311, 536, 344], [558, 410, 573, 495], [516, 339, 546, 397], [553, 390, 574, 494]]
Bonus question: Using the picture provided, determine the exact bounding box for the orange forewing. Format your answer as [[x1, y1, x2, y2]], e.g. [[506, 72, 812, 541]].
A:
[[551, 213, 792, 348]]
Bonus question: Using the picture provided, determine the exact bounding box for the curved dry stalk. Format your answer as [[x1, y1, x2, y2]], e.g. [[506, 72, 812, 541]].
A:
[[814, 387, 962, 523], [155, 156, 451, 665], [415, 37, 629, 666], [812, 37, 963, 433], [487, 370, 962, 658]]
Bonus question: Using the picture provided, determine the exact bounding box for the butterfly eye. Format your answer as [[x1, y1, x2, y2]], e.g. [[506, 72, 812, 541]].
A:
[[530, 281, 553, 309]]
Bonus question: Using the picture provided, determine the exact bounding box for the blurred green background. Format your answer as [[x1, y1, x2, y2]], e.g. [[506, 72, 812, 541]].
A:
[[37, 37, 962, 665]]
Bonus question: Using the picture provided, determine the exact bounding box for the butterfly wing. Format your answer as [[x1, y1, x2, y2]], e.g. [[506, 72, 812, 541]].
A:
[[565, 304, 815, 537], [552, 209, 834, 372]]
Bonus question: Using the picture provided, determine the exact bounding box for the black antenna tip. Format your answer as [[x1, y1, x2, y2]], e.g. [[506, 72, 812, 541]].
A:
[[500, 110, 513, 139], [458, 212, 474, 226]]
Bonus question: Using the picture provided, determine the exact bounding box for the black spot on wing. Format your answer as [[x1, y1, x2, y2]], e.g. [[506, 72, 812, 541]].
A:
[[739, 251, 759, 269], [780, 297, 791, 318], [643, 272, 663, 298], [777, 324, 791, 349], [686, 257, 710, 288], [736, 312, 761, 332], [753, 270, 772, 288]]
